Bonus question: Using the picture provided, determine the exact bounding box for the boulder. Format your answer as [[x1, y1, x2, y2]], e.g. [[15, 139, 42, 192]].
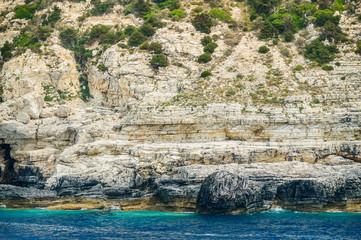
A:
[[40, 108, 54, 118], [56, 105, 74, 118], [17, 93, 43, 119], [196, 171, 273, 213], [17, 112, 30, 124]]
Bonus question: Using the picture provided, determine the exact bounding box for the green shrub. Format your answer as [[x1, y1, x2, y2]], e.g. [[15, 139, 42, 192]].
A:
[[44, 95, 52, 101], [89, 25, 111, 41], [226, 89, 236, 96], [319, 20, 347, 43], [201, 36, 213, 46], [322, 65, 334, 71], [259, 21, 279, 39], [294, 65, 304, 71], [197, 52, 212, 63], [313, 98, 320, 104], [169, 9, 185, 21], [12, 33, 41, 54], [97, 63, 108, 71], [150, 54, 169, 69], [148, 42, 163, 54], [304, 39, 339, 64], [247, 0, 282, 17], [13, 4, 39, 20], [128, 0, 151, 17], [236, 73, 243, 79], [356, 41, 361, 55], [204, 42, 218, 53], [314, 9, 340, 27], [143, 13, 165, 28], [280, 46, 291, 57], [59, 27, 78, 48], [91, 1, 114, 16], [209, 8, 231, 21], [100, 31, 124, 45], [258, 45, 270, 53], [35, 26, 52, 41], [139, 41, 149, 50], [200, 70, 212, 78], [0, 41, 13, 62], [192, 6, 203, 13], [124, 25, 136, 36], [157, 0, 180, 10], [284, 30, 294, 42], [128, 30, 148, 46], [192, 13, 214, 34], [79, 74, 91, 101], [139, 23, 155, 37], [42, 5, 61, 26]]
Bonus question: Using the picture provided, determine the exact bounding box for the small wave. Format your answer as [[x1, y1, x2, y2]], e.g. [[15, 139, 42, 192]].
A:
[[268, 206, 285, 212], [108, 205, 122, 210]]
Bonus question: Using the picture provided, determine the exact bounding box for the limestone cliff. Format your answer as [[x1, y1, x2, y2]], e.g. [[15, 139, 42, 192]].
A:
[[0, 0, 361, 212]]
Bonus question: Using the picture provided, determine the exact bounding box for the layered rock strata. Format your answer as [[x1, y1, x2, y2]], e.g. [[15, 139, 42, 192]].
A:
[[1, 104, 361, 212]]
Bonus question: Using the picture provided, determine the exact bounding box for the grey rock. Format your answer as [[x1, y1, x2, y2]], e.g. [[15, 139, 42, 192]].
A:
[[0, 184, 56, 200], [276, 178, 347, 206], [196, 171, 272, 213]]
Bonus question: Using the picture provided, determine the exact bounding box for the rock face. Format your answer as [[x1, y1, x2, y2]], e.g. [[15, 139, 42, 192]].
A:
[[1, 0, 361, 212], [196, 169, 360, 213], [196, 171, 272, 213]]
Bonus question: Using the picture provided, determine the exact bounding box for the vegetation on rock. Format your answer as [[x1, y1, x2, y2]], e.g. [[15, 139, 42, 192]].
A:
[[150, 54, 169, 69], [192, 13, 213, 34], [304, 40, 338, 64], [258, 45, 270, 53], [198, 53, 212, 63]]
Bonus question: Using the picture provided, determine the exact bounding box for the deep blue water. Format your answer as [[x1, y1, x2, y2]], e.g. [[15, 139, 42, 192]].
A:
[[0, 208, 361, 239]]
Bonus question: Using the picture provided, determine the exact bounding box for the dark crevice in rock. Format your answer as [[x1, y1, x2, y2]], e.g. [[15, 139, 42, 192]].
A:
[[0, 143, 17, 184]]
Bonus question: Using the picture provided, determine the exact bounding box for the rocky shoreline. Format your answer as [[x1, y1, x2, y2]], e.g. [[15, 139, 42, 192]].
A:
[[1, 160, 361, 213], [1, 104, 361, 214]]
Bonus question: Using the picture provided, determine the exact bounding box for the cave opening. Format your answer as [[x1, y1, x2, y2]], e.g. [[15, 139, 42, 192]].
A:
[[0, 143, 17, 184]]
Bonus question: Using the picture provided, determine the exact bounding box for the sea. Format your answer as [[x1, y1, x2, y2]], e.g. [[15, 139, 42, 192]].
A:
[[0, 207, 360, 239]]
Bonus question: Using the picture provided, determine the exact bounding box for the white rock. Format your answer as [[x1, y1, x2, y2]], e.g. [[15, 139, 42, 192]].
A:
[[17, 112, 30, 124], [40, 108, 54, 118], [56, 105, 74, 118], [17, 93, 43, 119]]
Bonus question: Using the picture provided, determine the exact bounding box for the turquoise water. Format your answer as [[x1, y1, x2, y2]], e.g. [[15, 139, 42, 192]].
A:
[[0, 208, 361, 239]]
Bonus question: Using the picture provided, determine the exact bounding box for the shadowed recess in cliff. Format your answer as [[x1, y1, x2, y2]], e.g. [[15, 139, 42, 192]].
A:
[[0, 144, 16, 184]]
